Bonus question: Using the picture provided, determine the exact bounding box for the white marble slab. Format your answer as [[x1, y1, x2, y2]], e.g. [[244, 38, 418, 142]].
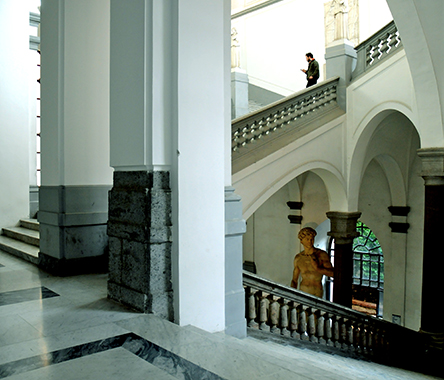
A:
[[4, 347, 177, 380]]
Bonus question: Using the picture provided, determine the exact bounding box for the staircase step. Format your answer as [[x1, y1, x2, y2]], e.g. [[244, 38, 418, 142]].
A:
[[0, 235, 39, 265], [2, 226, 40, 247], [20, 218, 39, 231]]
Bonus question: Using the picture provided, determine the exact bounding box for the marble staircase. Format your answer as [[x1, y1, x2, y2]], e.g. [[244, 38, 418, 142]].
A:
[[0, 218, 40, 265]]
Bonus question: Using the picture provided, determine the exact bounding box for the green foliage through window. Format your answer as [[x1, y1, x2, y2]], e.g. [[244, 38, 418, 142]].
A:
[[353, 221, 384, 289]]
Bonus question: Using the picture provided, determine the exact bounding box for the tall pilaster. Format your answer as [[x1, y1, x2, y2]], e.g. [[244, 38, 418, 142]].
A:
[[39, 0, 113, 275], [225, 187, 246, 337], [417, 147, 444, 334], [109, 0, 230, 333], [0, 1, 30, 229], [327, 211, 361, 307], [386, 206, 410, 325]]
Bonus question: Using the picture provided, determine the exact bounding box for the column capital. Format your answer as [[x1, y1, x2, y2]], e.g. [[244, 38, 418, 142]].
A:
[[417, 147, 444, 185], [326, 211, 361, 244]]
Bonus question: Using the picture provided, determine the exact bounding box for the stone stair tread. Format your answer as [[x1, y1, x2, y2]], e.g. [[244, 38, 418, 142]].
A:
[[20, 218, 40, 231], [2, 226, 40, 247], [3, 225, 39, 237], [3, 226, 39, 239], [0, 235, 39, 264]]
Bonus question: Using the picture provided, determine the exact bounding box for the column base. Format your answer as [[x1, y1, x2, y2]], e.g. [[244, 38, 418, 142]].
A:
[[107, 171, 173, 320], [38, 185, 111, 276], [39, 251, 108, 276]]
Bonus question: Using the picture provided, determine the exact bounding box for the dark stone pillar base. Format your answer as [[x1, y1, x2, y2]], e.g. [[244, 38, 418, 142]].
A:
[[107, 171, 173, 321], [327, 211, 361, 308]]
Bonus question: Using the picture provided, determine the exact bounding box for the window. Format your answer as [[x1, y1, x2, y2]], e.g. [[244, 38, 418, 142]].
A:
[[353, 221, 384, 289], [326, 221, 384, 316]]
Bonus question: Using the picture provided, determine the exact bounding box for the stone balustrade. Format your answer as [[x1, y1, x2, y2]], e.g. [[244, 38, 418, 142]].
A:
[[231, 78, 342, 173], [232, 77, 339, 153], [243, 270, 424, 367], [352, 20, 402, 79]]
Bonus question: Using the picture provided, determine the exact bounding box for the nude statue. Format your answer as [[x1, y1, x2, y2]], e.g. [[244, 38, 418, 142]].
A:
[[291, 227, 334, 298]]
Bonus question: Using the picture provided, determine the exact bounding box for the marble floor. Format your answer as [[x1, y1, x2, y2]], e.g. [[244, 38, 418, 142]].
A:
[[0, 249, 440, 380]]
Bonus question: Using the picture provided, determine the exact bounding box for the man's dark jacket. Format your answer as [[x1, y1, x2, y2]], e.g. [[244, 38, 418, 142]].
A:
[[306, 59, 319, 80]]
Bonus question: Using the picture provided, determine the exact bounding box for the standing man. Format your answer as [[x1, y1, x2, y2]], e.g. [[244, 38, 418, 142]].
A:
[[291, 227, 334, 298], [301, 52, 319, 88]]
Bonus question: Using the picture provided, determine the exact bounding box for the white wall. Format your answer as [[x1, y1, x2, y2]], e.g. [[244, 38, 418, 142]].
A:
[[232, 0, 326, 96], [0, 1, 31, 227], [231, 0, 393, 98], [359, 0, 393, 42]]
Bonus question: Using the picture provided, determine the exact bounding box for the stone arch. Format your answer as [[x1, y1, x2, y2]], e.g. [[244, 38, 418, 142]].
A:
[[386, 0, 444, 147], [348, 105, 418, 210], [373, 154, 406, 206], [243, 161, 347, 220]]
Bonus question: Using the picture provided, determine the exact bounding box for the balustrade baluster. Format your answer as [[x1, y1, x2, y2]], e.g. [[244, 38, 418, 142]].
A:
[[324, 313, 333, 346], [371, 41, 382, 63], [289, 302, 300, 339], [379, 328, 388, 355], [367, 324, 374, 355], [346, 320, 354, 351], [299, 305, 309, 341], [373, 327, 381, 355], [317, 311, 326, 345], [268, 295, 279, 333], [307, 307, 318, 343], [340, 318, 348, 349], [279, 298, 290, 336], [379, 33, 390, 56], [353, 322, 361, 353], [246, 287, 258, 328], [361, 323, 368, 354], [333, 316, 341, 348], [388, 33, 398, 51], [366, 46, 373, 67], [258, 291, 269, 332]]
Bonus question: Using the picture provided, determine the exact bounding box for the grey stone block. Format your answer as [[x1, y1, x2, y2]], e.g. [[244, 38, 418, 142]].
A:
[[149, 242, 172, 293], [108, 237, 122, 283], [108, 189, 149, 224], [112, 170, 170, 190], [107, 170, 173, 320], [150, 190, 172, 226], [121, 239, 149, 293]]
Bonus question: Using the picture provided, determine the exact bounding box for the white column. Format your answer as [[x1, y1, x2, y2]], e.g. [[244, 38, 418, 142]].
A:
[[109, 1, 172, 171], [0, 1, 30, 228], [173, 0, 226, 332], [41, 0, 112, 186], [109, 0, 229, 333], [39, 0, 112, 273]]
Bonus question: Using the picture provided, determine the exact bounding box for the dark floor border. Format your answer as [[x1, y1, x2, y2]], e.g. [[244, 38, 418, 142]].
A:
[[0, 286, 59, 307], [0, 333, 226, 380]]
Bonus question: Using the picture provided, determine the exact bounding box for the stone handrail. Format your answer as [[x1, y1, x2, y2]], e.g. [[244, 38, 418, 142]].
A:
[[232, 77, 340, 154], [243, 270, 430, 370], [352, 20, 402, 79]]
